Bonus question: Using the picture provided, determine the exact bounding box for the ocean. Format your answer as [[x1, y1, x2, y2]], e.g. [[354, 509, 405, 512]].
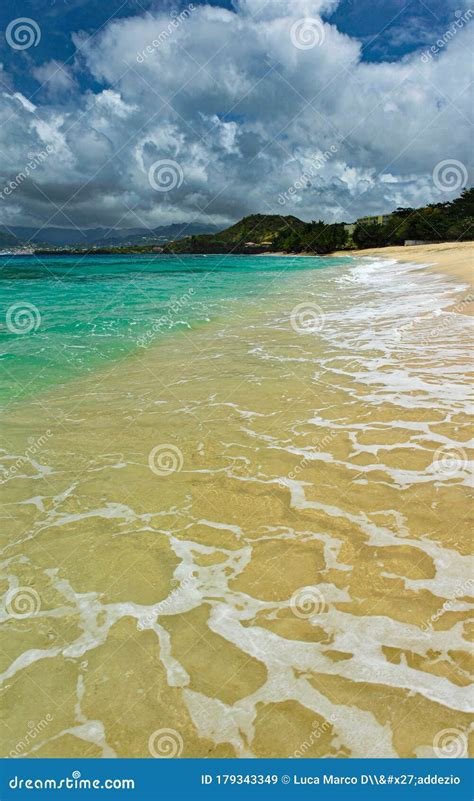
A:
[[1, 253, 472, 759], [1, 253, 343, 406]]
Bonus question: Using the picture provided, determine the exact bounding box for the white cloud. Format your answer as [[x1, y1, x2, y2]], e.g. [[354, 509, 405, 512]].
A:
[[32, 60, 77, 99], [235, 0, 340, 20], [0, 0, 472, 230]]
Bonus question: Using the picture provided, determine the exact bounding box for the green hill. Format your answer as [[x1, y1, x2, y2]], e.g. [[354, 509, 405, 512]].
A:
[[164, 214, 307, 253], [352, 187, 474, 248]]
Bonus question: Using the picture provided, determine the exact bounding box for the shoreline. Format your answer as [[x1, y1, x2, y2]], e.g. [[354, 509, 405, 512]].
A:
[[3, 249, 473, 758], [264, 242, 474, 315], [331, 241, 473, 284], [333, 242, 474, 315]]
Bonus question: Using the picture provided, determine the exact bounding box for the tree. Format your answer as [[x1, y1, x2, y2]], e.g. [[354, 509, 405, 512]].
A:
[[352, 222, 386, 248]]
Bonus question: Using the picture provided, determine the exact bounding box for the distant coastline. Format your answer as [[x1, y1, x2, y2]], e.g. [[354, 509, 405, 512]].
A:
[[11, 239, 474, 272], [2, 187, 472, 259]]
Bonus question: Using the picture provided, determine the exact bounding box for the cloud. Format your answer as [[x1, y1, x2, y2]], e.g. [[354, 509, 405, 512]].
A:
[[0, 0, 472, 231], [32, 60, 78, 99], [235, 0, 340, 19]]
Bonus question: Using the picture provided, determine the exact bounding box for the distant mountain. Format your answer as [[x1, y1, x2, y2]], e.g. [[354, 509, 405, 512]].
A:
[[164, 214, 307, 253], [116, 222, 221, 246], [6, 222, 221, 247], [0, 229, 20, 248]]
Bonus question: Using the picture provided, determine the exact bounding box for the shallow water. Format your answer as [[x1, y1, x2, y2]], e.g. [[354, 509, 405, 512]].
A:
[[1, 254, 473, 759], [0, 253, 339, 406]]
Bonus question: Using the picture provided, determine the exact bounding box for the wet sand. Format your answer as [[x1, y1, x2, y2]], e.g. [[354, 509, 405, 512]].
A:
[[1, 254, 473, 759], [333, 242, 474, 314]]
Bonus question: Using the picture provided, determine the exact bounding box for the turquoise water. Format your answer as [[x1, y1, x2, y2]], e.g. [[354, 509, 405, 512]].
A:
[[0, 253, 344, 406]]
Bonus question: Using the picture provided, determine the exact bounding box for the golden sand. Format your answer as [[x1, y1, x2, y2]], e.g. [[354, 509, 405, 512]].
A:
[[1, 253, 472, 759], [333, 242, 474, 314]]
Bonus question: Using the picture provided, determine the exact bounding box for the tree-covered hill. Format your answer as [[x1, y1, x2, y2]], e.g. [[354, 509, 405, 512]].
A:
[[353, 188, 474, 248], [165, 189, 472, 255], [273, 220, 348, 254], [5, 189, 471, 256], [163, 214, 307, 253]]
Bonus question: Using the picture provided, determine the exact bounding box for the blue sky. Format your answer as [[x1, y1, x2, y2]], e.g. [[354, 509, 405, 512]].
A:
[[0, 0, 464, 94], [0, 0, 472, 230], [329, 0, 464, 60]]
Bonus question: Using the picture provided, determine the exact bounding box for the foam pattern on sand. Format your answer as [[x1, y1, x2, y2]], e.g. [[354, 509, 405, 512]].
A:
[[1, 256, 473, 759]]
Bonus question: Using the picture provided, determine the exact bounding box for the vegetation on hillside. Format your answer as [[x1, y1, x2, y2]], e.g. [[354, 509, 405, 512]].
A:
[[273, 220, 348, 253], [213, 214, 307, 244], [4, 188, 472, 256], [165, 190, 472, 255], [353, 188, 474, 248], [164, 214, 307, 253]]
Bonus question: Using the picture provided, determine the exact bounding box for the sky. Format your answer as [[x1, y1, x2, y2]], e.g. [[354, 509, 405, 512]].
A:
[[0, 0, 472, 233]]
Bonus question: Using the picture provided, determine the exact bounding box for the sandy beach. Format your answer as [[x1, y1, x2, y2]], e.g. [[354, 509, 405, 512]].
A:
[[2, 251, 472, 759], [2, 0, 473, 780], [333, 242, 474, 314]]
